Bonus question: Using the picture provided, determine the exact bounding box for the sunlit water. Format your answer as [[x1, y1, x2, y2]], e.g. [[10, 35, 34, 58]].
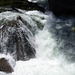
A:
[[0, 9, 75, 75]]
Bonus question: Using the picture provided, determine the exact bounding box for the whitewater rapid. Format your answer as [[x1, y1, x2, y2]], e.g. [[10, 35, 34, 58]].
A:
[[12, 10, 75, 75], [0, 10, 75, 75]]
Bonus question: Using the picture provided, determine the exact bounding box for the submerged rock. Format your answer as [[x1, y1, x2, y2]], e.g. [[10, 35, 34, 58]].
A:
[[0, 16, 36, 61], [48, 0, 75, 16], [0, 58, 13, 73]]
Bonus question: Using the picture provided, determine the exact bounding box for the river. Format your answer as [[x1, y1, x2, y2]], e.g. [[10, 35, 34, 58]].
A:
[[0, 0, 75, 75]]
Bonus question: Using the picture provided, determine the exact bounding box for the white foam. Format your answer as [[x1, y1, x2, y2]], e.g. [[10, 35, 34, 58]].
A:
[[0, 10, 75, 75], [12, 58, 75, 75]]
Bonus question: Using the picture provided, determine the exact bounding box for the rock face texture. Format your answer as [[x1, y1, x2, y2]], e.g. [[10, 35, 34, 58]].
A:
[[0, 16, 36, 61], [48, 0, 75, 16], [0, 58, 13, 73]]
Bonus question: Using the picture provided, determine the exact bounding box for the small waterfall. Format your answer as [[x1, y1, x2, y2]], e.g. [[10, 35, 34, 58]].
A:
[[12, 11, 75, 75], [0, 3, 75, 75], [11, 11, 75, 75]]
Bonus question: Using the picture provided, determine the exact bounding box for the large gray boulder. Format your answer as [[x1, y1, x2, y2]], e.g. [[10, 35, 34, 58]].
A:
[[0, 16, 36, 61]]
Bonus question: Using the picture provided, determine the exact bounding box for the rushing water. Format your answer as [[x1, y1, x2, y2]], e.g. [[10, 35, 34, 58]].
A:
[[0, 0, 75, 75], [12, 11, 75, 75], [0, 10, 74, 75]]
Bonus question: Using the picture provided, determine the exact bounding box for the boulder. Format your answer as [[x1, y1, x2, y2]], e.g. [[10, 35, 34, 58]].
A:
[[0, 16, 36, 61], [0, 58, 13, 73], [48, 0, 75, 16]]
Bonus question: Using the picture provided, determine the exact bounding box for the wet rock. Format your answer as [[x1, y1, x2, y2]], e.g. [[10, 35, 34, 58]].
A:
[[0, 0, 45, 12], [0, 16, 36, 61], [12, 0, 45, 12], [0, 58, 13, 73], [48, 0, 75, 16]]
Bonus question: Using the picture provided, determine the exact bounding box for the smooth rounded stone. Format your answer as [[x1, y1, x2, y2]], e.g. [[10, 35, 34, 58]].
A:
[[48, 0, 75, 16], [0, 58, 14, 73]]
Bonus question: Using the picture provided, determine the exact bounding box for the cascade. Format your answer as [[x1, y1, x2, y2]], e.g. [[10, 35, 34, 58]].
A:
[[0, 0, 75, 75]]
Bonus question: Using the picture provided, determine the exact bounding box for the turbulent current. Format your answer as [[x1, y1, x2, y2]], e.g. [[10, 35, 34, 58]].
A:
[[0, 0, 75, 75]]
